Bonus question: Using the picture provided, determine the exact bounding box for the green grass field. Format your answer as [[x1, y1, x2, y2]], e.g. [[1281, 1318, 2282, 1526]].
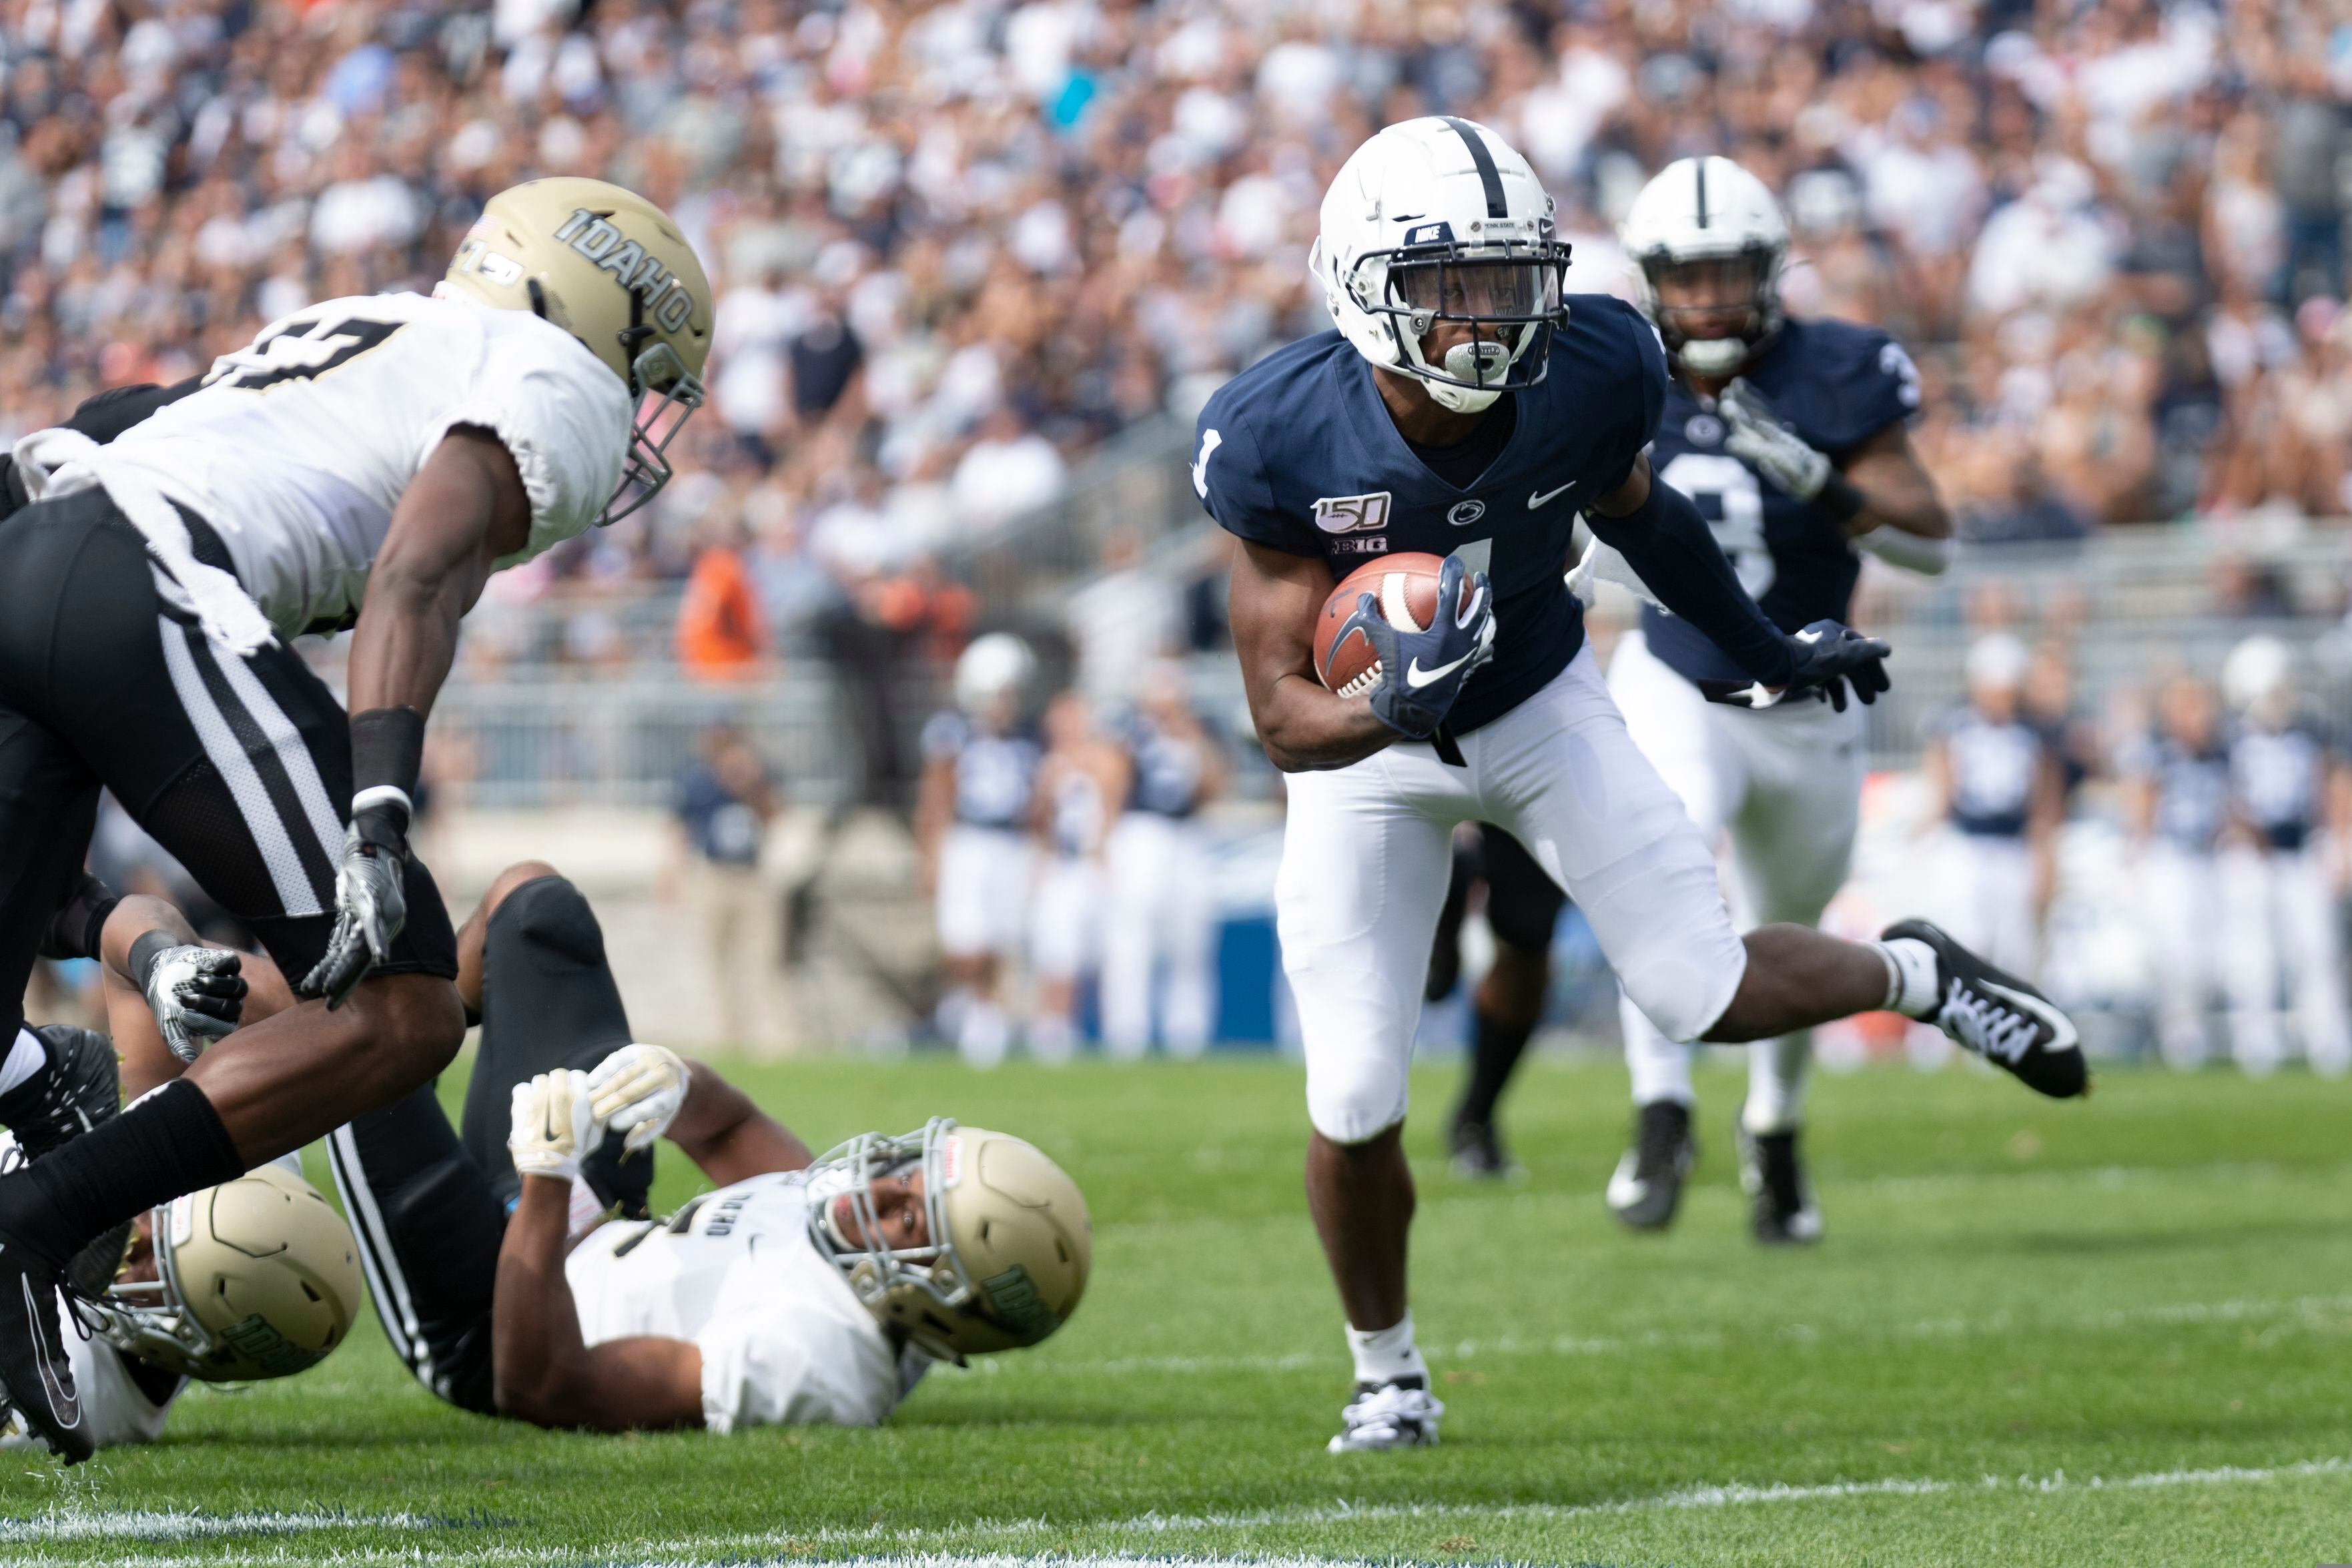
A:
[[4, 1053, 2350, 1567]]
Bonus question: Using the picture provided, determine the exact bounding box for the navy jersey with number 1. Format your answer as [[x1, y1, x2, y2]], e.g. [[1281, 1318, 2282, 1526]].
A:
[[1192, 294, 1666, 736], [1641, 316, 1922, 687]]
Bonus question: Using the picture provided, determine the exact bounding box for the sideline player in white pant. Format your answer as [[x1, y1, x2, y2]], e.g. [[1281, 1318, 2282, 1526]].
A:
[[2125, 676, 2235, 1070], [2217, 636, 2352, 1076], [917, 635, 1042, 1068], [1918, 635, 2060, 985], [1605, 157, 1957, 1243], [1102, 663, 1228, 1059], [1029, 691, 1130, 1063], [1195, 119, 2084, 1453]]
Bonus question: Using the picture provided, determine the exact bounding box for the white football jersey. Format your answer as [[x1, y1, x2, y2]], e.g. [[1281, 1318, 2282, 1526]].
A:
[[564, 1171, 912, 1432], [96, 291, 632, 637]]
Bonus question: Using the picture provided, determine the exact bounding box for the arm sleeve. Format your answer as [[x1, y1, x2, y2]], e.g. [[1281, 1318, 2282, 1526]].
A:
[[1194, 410, 1319, 557], [1584, 473, 1796, 686], [696, 1310, 893, 1432]]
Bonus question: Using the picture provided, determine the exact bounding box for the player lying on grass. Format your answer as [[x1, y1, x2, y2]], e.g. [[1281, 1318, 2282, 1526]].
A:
[[15, 862, 1089, 1447]]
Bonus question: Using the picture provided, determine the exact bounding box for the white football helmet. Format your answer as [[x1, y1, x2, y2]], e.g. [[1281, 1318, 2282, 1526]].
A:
[[95, 1165, 366, 1383], [1620, 155, 1790, 378], [954, 633, 1036, 719], [805, 1118, 1090, 1364], [2223, 634, 2295, 724], [1312, 117, 1573, 414], [438, 177, 712, 525]]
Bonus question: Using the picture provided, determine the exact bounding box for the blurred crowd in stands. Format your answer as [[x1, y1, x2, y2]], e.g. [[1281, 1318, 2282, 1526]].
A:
[[9, 0, 2352, 695]]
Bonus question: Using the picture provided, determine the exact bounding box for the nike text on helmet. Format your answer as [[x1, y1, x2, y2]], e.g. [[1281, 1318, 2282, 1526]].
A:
[[1312, 117, 1573, 414], [92, 1165, 366, 1383], [438, 177, 712, 526], [806, 1118, 1091, 1364], [1620, 155, 1790, 378]]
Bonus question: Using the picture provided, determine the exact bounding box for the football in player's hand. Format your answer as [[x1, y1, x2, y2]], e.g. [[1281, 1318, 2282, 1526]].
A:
[[1312, 552, 1471, 697]]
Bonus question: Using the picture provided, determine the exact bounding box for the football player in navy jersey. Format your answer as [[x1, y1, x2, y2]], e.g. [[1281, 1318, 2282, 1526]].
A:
[[916, 635, 1044, 1068], [1595, 156, 1962, 1244], [2125, 675, 2235, 1070], [1193, 118, 2084, 1453], [1102, 663, 1228, 1059], [2217, 637, 2351, 1076]]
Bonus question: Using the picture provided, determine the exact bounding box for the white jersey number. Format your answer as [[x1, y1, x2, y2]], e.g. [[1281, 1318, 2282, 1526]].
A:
[[1659, 451, 1774, 599], [208, 316, 405, 392]]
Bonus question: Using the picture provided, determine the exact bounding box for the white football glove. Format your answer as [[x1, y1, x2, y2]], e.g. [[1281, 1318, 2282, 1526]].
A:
[[586, 1044, 689, 1154], [1719, 378, 1831, 501], [508, 1070, 597, 1182]]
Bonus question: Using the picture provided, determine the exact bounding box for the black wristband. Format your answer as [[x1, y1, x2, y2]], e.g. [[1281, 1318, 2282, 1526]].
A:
[[1818, 471, 1866, 526], [128, 928, 181, 988], [350, 707, 426, 805], [38, 871, 120, 961]]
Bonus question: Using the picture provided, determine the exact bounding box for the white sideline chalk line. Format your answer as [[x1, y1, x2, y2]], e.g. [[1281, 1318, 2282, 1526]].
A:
[[13, 1455, 2351, 1565], [993, 1291, 2352, 1379], [0, 1508, 436, 1543]]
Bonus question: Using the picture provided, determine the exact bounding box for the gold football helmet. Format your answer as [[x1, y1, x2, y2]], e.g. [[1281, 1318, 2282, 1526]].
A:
[[95, 1164, 366, 1383], [808, 1119, 1090, 1364], [437, 175, 712, 524]]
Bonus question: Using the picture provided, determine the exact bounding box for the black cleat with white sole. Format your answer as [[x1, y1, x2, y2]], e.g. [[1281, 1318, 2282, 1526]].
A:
[[1737, 1126, 1822, 1246], [1606, 1100, 1695, 1232], [1882, 919, 2087, 1099], [0, 1234, 89, 1462]]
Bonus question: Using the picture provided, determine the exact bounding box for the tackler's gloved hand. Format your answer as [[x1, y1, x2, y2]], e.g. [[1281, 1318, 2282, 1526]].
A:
[[1699, 619, 1892, 714], [1344, 554, 1498, 741], [299, 802, 410, 1009]]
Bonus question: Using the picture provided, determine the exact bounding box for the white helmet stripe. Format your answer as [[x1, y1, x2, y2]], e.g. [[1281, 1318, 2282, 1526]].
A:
[[1695, 157, 1709, 228], [1439, 116, 1507, 219]]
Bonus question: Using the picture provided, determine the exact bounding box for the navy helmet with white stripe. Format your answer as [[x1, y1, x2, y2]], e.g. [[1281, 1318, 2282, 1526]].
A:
[[1311, 117, 1573, 414]]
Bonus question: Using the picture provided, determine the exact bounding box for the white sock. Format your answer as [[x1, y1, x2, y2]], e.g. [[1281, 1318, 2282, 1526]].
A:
[[1346, 1309, 1428, 1387], [1874, 937, 1941, 1019], [1741, 1034, 1810, 1136], [959, 1002, 1010, 1070], [0, 1028, 45, 1098], [1621, 994, 1696, 1106]]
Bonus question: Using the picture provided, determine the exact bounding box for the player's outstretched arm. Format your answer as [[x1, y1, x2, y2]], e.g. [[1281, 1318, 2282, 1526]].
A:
[[589, 1048, 813, 1188], [95, 895, 295, 1100], [495, 1073, 706, 1431], [1230, 540, 1397, 772]]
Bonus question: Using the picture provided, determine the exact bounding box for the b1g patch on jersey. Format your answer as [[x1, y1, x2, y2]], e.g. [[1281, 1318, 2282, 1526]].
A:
[[1332, 536, 1391, 554], [1314, 491, 1393, 534]]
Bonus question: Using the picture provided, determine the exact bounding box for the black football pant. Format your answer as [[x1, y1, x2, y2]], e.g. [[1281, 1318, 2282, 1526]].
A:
[[0, 491, 457, 1050], [322, 875, 651, 1415]]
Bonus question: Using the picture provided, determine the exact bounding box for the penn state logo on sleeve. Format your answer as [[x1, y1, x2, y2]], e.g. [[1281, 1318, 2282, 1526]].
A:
[[1315, 492, 1392, 554]]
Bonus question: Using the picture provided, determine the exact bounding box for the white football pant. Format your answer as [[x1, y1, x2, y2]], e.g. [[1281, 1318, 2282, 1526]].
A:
[[2217, 843, 2351, 1076], [1028, 853, 1103, 1066], [1607, 631, 1867, 1134], [1101, 812, 1218, 1060], [935, 823, 1034, 1068], [2139, 843, 2220, 1070], [1278, 646, 1746, 1146]]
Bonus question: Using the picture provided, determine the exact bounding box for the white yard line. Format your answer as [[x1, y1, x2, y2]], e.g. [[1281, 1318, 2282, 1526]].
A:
[[991, 1292, 2352, 1379], [10, 1455, 2349, 1566]]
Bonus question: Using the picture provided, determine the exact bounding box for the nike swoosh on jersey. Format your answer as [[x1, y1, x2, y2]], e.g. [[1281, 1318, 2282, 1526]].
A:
[[1527, 480, 1577, 509], [1406, 651, 1475, 689]]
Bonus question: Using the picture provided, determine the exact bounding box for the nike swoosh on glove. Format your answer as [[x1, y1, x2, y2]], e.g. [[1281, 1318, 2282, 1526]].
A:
[[135, 941, 247, 1064], [1340, 553, 1498, 740], [1698, 620, 1892, 713], [509, 1070, 598, 1182], [1719, 378, 1831, 501], [586, 1044, 689, 1154]]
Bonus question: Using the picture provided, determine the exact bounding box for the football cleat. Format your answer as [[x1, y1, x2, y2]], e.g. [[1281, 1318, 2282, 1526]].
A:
[[1737, 1126, 1822, 1246], [0, 1230, 89, 1462], [1448, 1118, 1521, 1181], [1606, 1100, 1694, 1232], [1882, 919, 2087, 1099], [1327, 1375, 1443, 1453], [5, 1026, 121, 1162], [0, 1027, 131, 1297]]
